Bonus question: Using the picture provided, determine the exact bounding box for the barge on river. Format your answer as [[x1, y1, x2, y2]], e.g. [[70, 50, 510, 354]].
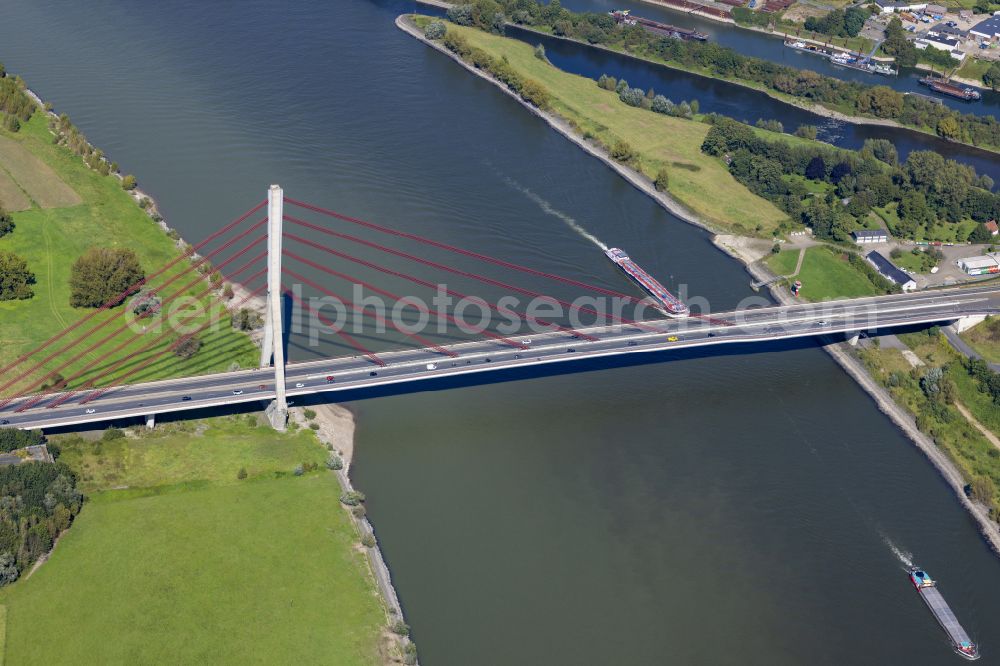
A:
[[605, 248, 689, 317], [909, 567, 980, 661], [919, 76, 981, 101], [610, 10, 708, 41]]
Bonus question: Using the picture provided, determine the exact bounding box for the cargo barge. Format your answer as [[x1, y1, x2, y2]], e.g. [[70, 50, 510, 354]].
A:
[[909, 567, 980, 661], [919, 76, 981, 101], [610, 10, 708, 41], [605, 248, 689, 317]]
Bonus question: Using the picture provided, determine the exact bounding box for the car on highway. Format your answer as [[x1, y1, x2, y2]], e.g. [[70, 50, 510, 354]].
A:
[[295, 382, 305, 388], [369, 371, 378, 376], [258, 384, 266, 390], [0, 419, 9, 425], [232, 390, 243, 396], [182, 396, 192, 401], [85, 408, 96, 414], [667, 336, 679, 342], [325, 376, 335, 383], [426, 363, 437, 370]]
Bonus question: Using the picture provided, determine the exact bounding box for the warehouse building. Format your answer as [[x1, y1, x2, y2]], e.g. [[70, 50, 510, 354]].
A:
[[866, 251, 917, 291], [957, 253, 1000, 276]]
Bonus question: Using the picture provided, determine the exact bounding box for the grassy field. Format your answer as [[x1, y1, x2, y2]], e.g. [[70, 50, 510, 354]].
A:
[[0, 475, 383, 665], [766, 246, 880, 301], [429, 20, 789, 237], [961, 315, 1000, 363], [956, 57, 992, 84], [0, 416, 385, 665], [0, 113, 258, 395], [55, 416, 330, 493]]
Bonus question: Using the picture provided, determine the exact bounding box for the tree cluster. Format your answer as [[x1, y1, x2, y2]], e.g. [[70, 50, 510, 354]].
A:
[[69, 247, 145, 308], [0, 457, 82, 584], [441, 29, 551, 110], [0, 73, 34, 132], [599, 75, 699, 118], [450, 0, 1000, 151], [0, 429, 44, 454], [701, 116, 1000, 242], [803, 7, 869, 38], [0, 208, 13, 238]]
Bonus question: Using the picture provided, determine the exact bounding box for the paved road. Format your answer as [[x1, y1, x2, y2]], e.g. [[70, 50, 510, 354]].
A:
[[2, 285, 999, 431], [942, 326, 1000, 373]]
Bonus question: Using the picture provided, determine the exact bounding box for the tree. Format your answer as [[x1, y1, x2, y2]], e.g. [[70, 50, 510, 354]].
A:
[[233, 308, 263, 331], [937, 116, 961, 141], [121, 174, 136, 190], [969, 223, 994, 243], [0, 208, 13, 238], [805, 156, 826, 181], [424, 20, 447, 40], [0, 250, 34, 301], [654, 168, 669, 192], [860, 138, 897, 166], [69, 247, 145, 308]]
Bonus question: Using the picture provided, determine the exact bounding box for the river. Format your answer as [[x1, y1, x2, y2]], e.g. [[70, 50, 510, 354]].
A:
[[0, 1, 998, 664]]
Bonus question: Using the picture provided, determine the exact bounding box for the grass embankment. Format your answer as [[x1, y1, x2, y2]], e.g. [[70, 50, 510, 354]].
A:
[[872, 202, 978, 243], [0, 113, 258, 394], [961, 315, 1000, 363], [0, 416, 384, 665], [857, 332, 1000, 515], [766, 245, 881, 301], [956, 57, 992, 84], [422, 18, 788, 237], [56, 416, 330, 493]]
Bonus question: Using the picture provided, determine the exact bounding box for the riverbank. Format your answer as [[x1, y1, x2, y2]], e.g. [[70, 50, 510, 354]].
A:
[[400, 13, 1000, 556], [417, 0, 1000, 157], [0, 81, 260, 386]]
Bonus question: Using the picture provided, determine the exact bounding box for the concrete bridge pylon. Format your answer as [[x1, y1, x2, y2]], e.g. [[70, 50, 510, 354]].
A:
[[260, 184, 288, 431]]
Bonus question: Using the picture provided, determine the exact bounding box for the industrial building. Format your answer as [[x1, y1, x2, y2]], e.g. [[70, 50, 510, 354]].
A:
[[866, 251, 917, 291], [875, 0, 927, 13], [970, 12, 1000, 41], [957, 253, 1000, 276]]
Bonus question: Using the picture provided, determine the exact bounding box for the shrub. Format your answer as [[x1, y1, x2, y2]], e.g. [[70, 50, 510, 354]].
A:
[[618, 86, 644, 107], [309, 422, 320, 431], [609, 140, 633, 163], [360, 533, 376, 548], [222, 283, 234, 300], [237, 467, 247, 480], [173, 335, 202, 359], [327, 456, 344, 471], [351, 504, 366, 519], [69, 247, 144, 308], [102, 428, 125, 441], [771, 243, 781, 254], [121, 174, 136, 190], [534, 44, 548, 63], [653, 168, 669, 192], [340, 490, 366, 506], [651, 94, 673, 115], [233, 308, 263, 331], [597, 74, 617, 91], [391, 620, 411, 637], [424, 20, 447, 40], [293, 464, 304, 477], [303, 408, 316, 420], [3, 114, 20, 133], [615, 79, 630, 95]]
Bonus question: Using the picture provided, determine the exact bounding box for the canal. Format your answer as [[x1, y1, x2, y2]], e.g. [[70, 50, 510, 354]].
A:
[[0, 1, 997, 664]]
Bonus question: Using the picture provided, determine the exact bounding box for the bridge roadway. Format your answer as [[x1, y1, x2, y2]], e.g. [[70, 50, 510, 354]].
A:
[[3, 285, 999, 430]]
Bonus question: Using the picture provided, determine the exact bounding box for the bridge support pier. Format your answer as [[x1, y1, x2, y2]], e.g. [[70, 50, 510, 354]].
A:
[[948, 314, 986, 335], [144, 414, 155, 429], [260, 184, 288, 432], [846, 332, 861, 346]]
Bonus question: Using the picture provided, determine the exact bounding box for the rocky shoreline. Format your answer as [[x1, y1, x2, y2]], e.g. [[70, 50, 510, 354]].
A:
[[398, 13, 1000, 557]]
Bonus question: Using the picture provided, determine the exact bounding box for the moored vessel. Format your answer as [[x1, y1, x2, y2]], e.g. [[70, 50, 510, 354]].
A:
[[605, 248, 689, 317], [919, 76, 981, 101], [909, 567, 980, 661]]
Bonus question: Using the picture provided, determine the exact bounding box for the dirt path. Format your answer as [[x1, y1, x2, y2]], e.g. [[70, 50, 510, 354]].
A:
[[955, 401, 1000, 453]]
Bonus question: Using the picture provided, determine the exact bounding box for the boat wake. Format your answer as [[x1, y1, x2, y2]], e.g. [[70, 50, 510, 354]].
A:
[[881, 531, 914, 568], [503, 176, 608, 251]]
